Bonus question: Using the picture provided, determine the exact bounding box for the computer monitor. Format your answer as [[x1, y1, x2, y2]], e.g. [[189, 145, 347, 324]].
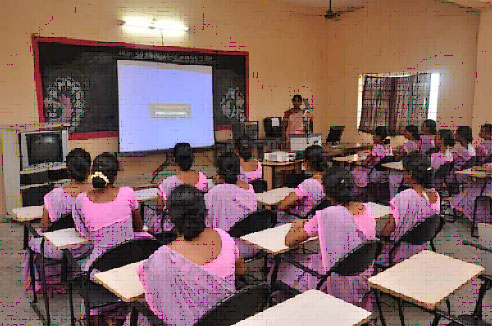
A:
[[242, 121, 259, 140], [326, 126, 345, 144]]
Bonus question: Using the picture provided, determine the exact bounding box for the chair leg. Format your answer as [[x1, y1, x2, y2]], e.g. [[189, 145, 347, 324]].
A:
[[39, 254, 51, 326], [430, 240, 437, 252], [431, 314, 441, 326], [29, 250, 38, 304], [68, 280, 76, 326], [397, 298, 405, 326], [472, 198, 480, 238], [372, 289, 386, 326], [472, 278, 490, 319]]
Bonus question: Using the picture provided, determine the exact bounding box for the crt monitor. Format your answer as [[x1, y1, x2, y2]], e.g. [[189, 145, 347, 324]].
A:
[[326, 126, 345, 143], [20, 130, 69, 169]]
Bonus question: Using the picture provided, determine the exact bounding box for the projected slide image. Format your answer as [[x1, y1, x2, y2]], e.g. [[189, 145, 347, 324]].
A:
[[118, 60, 214, 152]]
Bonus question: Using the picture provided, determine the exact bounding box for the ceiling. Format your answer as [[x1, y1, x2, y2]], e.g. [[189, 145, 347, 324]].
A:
[[277, 0, 490, 10]]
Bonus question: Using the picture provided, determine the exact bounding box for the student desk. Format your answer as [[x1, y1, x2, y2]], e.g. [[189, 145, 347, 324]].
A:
[[332, 153, 369, 164], [323, 143, 371, 157], [233, 289, 372, 326], [93, 261, 143, 302], [43, 228, 90, 250], [256, 187, 294, 206], [369, 250, 484, 326], [381, 161, 404, 171], [11, 205, 44, 249], [262, 160, 302, 190]]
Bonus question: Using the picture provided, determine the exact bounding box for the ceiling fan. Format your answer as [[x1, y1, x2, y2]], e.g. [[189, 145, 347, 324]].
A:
[[295, 0, 364, 21]]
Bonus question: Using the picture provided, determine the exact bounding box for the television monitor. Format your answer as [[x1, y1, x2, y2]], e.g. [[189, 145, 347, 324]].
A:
[[20, 130, 69, 170], [326, 126, 345, 144]]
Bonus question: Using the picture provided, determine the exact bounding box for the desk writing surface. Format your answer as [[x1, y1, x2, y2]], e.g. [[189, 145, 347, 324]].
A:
[[369, 202, 391, 219], [456, 169, 492, 179], [11, 206, 44, 222], [93, 262, 144, 302], [368, 250, 484, 311], [240, 223, 317, 255], [233, 290, 372, 326], [333, 153, 368, 163], [381, 161, 403, 171], [43, 228, 90, 250], [135, 188, 159, 201], [256, 187, 294, 206]]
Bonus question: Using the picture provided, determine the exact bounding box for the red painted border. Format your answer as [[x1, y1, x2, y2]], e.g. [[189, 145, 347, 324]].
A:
[[214, 124, 233, 131], [31, 35, 250, 139]]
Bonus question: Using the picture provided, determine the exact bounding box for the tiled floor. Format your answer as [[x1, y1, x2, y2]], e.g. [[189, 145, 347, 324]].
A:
[[0, 216, 490, 325]]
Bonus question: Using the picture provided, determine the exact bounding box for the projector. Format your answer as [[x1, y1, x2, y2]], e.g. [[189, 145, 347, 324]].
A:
[[264, 151, 292, 163]]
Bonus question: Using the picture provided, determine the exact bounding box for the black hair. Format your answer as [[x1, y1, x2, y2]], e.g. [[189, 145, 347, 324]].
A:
[[217, 152, 240, 184], [422, 119, 437, 135], [402, 153, 433, 188], [405, 125, 421, 141], [66, 148, 91, 183], [374, 126, 390, 144], [168, 184, 206, 241], [456, 126, 473, 145], [438, 129, 455, 148], [322, 167, 355, 205], [292, 94, 302, 102], [173, 143, 193, 171], [304, 145, 326, 173], [235, 136, 253, 162], [91, 153, 119, 189], [481, 123, 492, 135]]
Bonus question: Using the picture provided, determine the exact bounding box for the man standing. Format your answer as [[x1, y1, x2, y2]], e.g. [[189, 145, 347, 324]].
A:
[[283, 95, 313, 149]]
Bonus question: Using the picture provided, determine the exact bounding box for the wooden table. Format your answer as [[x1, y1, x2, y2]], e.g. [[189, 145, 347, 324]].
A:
[[262, 160, 302, 190], [93, 261, 144, 302], [369, 250, 484, 325], [42, 228, 90, 250], [381, 161, 403, 171], [11, 205, 44, 249], [256, 187, 294, 206], [232, 289, 372, 326]]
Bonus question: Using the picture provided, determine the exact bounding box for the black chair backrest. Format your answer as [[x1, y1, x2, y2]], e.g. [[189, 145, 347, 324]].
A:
[[89, 238, 161, 273], [195, 282, 269, 326], [330, 240, 380, 277], [47, 213, 75, 232], [397, 214, 444, 246], [434, 161, 454, 180], [305, 198, 331, 218], [228, 210, 277, 238], [250, 179, 268, 193], [459, 157, 476, 171]]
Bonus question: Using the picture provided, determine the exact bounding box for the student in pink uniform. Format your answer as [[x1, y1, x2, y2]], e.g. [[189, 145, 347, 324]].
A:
[[22, 148, 92, 293], [205, 152, 257, 257], [451, 126, 476, 186], [352, 126, 393, 189], [279, 167, 376, 309], [126, 185, 246, 326], [431, 129, 455, 191], [236, 135, 262, 183], [148, 143, 209, 234], [277, 145, 326, 223], [420, 119, 437, 154], [475, 123, 492, 165], [389, 125, 421, 198], [380, 153, 440, 265]]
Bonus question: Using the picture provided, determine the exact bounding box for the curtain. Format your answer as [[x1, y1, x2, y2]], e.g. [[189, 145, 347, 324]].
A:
[[359, 74, 431, 135], [359, 76, 392, 133]]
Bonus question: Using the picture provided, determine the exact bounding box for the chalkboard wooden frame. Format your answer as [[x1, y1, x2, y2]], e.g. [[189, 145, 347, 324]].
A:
[[32, 35, 249, 140]]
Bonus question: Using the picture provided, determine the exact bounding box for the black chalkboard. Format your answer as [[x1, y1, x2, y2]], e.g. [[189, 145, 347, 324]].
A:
[[35, 38, 248, 137]]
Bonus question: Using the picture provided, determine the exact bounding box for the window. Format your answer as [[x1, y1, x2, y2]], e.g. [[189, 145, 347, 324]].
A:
[[356, 73, 439, 135]]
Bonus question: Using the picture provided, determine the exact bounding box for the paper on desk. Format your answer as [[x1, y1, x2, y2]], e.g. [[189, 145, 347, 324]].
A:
[[271, 118, 280, 127]]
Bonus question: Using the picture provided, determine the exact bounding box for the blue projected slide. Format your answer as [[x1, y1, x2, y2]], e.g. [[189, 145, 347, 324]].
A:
[[117, 60, 214, 152]]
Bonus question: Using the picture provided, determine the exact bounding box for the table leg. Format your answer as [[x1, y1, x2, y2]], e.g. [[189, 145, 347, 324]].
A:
[[397, 298, 405, 326], [24, 222, 29, 250], [373, 289, 386, 326], [264, 166, 273, 190]]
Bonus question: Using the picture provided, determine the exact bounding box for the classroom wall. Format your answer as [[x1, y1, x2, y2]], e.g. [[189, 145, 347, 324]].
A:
[[317, 0, 480, 144], [472, 7, 492, 137]]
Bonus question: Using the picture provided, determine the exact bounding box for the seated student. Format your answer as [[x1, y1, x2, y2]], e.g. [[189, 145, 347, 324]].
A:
[[277, 145, 326, 223], [278, 167, 376, 309], [352, 126, 393, 189], [22, 148, 92, 293], [235, 135, 262, 183], [452, 126, 476, 185], [72, 153, 143, 272], [126, 185, 245, 326], [430, 129, 455, 191], [380, 153, 440, 265], [205, 152, 257, 256], [420, 119, 437, 154], [389, 125, 421, 198], [475, 123, 492, 165], [149, 143, 209, 234]]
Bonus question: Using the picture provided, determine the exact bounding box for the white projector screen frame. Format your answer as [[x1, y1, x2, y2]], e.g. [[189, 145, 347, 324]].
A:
[[117, 60, 214, 152]]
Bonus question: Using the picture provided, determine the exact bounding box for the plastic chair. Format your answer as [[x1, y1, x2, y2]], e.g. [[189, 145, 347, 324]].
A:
[[228, 210, 277, 238], [129, 282, 270, 326], [68, 238, 161, 326], [303, 198, 331, 219], [249, 179, 268, 193]]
